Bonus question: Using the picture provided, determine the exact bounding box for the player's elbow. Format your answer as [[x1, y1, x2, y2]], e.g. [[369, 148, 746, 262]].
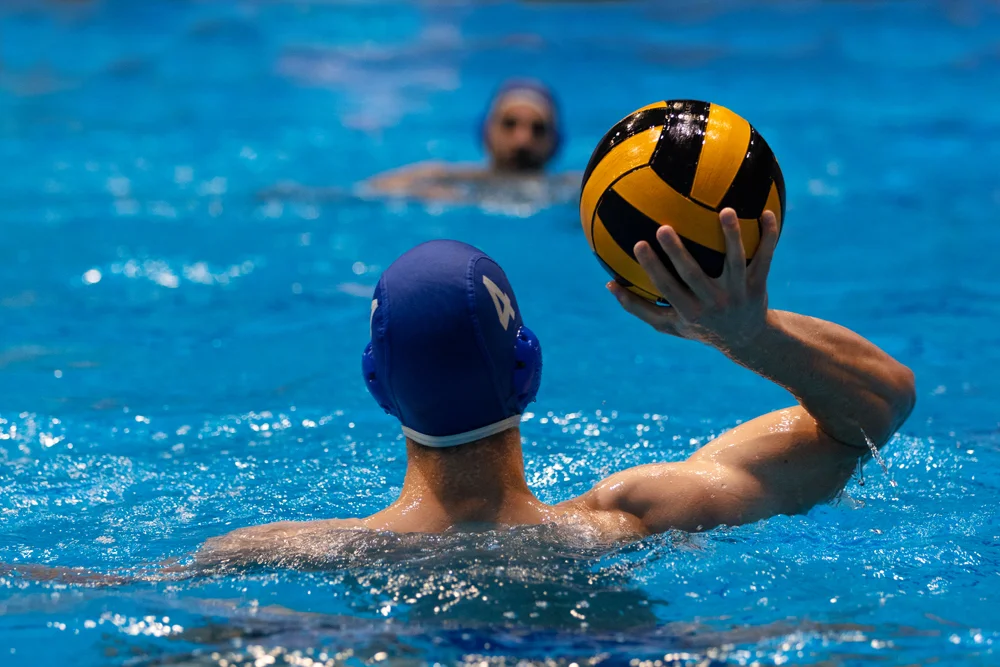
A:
[[864, 362, 916, 447], [886, 363, 916, 430]]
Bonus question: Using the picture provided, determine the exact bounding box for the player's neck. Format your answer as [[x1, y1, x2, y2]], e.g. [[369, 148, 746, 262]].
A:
[[398, 428, 541, 523], [490, 157, 544, 175]]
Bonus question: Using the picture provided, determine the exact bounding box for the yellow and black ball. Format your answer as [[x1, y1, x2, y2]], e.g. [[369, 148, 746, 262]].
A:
[[580, 100, 785, 303]]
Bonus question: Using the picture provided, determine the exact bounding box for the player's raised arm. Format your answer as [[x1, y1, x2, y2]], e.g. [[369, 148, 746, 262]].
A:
[[589, 209, 915, 532]]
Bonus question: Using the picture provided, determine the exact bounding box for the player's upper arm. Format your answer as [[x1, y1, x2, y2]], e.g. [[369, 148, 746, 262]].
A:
[[366, 161, 450, 194], [687, 405, 863, 519], [578, 460, 769, 534], [578, 406, 863, 534]]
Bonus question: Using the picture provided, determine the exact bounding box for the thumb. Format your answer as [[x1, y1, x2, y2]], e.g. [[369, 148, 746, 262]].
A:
[[608, 282, 680, 336]]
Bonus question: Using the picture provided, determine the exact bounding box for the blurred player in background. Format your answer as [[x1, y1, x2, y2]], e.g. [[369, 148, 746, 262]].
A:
[[366, 79, 563, 199]]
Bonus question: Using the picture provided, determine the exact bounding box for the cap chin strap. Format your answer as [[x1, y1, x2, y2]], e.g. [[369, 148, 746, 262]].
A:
[[401, 414, 522, 448]]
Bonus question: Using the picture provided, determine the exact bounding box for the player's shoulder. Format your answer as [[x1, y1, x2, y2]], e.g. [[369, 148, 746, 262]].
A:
[[204, 518, 366, 551], [565, 461, 727, 534], [572, 462, 695, 508], [196, 518, 368, 568]]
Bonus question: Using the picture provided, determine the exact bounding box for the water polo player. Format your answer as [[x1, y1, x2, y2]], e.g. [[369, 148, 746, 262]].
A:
[[197, 213, 915, 565], [364, 79, 567, 200]]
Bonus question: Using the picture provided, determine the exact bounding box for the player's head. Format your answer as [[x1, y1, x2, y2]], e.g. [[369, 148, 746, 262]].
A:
[[362, 240, 542, 448], [483, 79, 561, 173]]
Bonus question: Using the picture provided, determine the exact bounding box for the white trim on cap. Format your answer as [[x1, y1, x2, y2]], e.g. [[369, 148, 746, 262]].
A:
[[401, 414, 523, 448], [491, 90, 554, 120]]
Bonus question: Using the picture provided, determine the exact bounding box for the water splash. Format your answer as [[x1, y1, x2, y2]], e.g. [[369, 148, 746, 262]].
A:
[[862, 428, 898, 488]]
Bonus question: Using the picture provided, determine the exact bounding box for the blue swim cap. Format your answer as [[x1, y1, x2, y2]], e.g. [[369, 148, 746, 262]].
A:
[[362, 240, 542, 447]]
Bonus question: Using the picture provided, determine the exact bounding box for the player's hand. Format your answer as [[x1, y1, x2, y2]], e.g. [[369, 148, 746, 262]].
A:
[[609, 208, 778, 351]]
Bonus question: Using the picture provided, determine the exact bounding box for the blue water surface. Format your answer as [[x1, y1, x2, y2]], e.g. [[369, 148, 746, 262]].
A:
[[1, 1, 999, 665]]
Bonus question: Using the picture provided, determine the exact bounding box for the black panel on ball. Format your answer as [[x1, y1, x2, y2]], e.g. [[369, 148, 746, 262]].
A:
[[718, 128, 778, 219], [649, 100, 711, 199]]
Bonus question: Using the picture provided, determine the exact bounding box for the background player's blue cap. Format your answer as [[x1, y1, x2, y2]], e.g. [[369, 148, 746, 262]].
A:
[[363, 240, 542, 448]]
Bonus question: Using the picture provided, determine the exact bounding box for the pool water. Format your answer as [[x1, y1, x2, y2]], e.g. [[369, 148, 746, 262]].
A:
[[2, 0, 999, 665]]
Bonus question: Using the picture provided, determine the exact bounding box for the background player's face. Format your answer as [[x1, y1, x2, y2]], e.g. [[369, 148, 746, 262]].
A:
[[486, 101, 555, 172]]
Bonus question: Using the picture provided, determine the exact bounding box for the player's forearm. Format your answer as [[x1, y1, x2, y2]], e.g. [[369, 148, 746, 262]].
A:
[[723, 310, 915, 448]]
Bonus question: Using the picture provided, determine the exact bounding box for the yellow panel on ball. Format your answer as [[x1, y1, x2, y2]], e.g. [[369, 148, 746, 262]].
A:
[[689, 104, 752, 209], [580, 127, 662, 251], [763, 181, 784, 230]]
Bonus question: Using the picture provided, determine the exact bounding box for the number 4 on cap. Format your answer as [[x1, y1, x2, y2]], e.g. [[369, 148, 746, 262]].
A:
[[482, 275, 515, 331]]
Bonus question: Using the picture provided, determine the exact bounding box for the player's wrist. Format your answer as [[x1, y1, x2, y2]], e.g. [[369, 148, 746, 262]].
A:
[[715, 308, 776, 357]]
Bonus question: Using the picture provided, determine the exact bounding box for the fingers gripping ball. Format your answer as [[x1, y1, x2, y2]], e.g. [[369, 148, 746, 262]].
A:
[[580, 100, 785, 303]]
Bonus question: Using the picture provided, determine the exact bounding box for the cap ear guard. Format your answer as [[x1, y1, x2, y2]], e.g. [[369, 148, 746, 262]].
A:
[[511, 325, 542, 413], [362, 342, 396, 417]]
